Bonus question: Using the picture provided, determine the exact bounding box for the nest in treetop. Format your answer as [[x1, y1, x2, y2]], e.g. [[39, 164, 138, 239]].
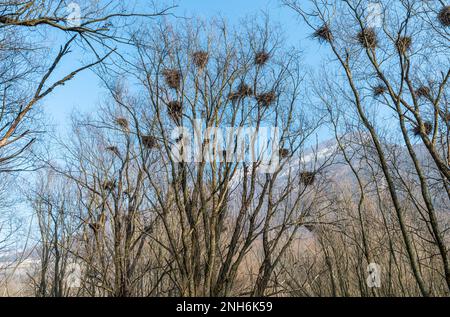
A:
[[106, 146, 120, 156], [114, 117, 129, 130], [237, 83, 253, 97], [396, 36, 412, 53], [300, 171, 315, 186], [256, 91, 277, 107], [373, 84, 387, 97], [141, 135, 157, 149], [167, 100, 182, 121], [415, 86, 431, 99], [192, 51, 209, 69], [255, 51, 270, 66], [412, 121, 433, 137], [228, 83, 253, 101], [438, 6, 450, 27], [162, 69, 181, 89], [102, 180, 115, 191], [313, 24, 333, 43], [357, 28, 378, 49], [279, 148, 290, 159]]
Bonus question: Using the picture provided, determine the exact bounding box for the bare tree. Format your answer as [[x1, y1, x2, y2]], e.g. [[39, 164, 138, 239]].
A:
[[28, 169, 80, 297], [0, 0, 174, 171], [284, 0, 450, 296], [0, 1, 174, 295], [39, 16, 327, 297]]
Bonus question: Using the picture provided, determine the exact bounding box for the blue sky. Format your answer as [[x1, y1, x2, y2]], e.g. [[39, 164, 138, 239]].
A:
[[42, 0, 326, 134], [12, 1, 329, 249]]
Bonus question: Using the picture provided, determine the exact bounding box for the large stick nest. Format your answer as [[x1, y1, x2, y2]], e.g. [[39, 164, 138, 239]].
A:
[[279, 148, 290, 159], [237, 82, 253, 98], [415, 86, 431, 99], [114, 117, 129, 130], [162, 69, 182, 89], [396, 36, 412, 54], [141, 135, 158, 149], [373, 84, 387, 97], [167, 100, 183, 122], [412, 121, 433, 137], [300, 171, 316, 186], [313, 24, 333, 43], [192, 51, 209, 69], [255, 51, 270, 66], [228, 83, 253, 101], [357, 28, 378, 49], [438, 6, 450, 27], [256, 91, 277, 107]]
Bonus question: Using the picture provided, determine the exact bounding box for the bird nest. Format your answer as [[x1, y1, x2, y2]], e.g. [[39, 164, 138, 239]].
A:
[[256, 91, 277, 107], [357, 28, 378, 49], [415, 86, 431, 99], [396, 36, 412, 53], [141, 135, 158, 149], [237, 83, 253, 97], [255, 51, 270, 66], [162, 69, 182, 89], [192, 51, 209, 69], [300, 171, 316, 186], [412, 121, 433, 137], [313, 24, 333, 43], [114, 117, 129, 130], [438, 6, 450, 27], [373, 84, 387, 97], [279, 148, 290, 159], [228, 83, 253, 101], [167, 100, 182, 122]]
